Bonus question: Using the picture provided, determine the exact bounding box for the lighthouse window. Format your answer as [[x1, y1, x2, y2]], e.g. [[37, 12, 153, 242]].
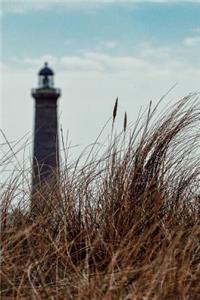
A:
[[39, 75, 54, 88]]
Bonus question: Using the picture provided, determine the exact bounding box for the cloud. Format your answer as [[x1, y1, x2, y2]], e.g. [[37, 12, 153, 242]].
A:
[[2, 0, 200, 14], [12, 51, 152, 73], [60, 56, 104, 71], [12, 42, 195, 76], [183, 36, 200, 46], [24, 55, 58, 66], [192, 27, 200, 33], [8, 44, 200, 79], [99, 41, 118, 49], [2, 0, 80, 14]]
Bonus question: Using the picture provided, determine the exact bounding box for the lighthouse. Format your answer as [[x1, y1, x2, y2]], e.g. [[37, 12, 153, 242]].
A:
[[31, 63, 61, 210]]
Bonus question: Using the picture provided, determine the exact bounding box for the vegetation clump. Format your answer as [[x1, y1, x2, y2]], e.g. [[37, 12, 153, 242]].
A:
[[1, 95, 200, 299]]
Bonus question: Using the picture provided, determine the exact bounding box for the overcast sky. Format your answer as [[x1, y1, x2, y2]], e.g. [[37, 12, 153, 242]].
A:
[[1, 0, 200, 178]]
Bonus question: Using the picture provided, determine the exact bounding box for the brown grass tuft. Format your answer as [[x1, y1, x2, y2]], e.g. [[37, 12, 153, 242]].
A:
[[1, 95, 200, 299]]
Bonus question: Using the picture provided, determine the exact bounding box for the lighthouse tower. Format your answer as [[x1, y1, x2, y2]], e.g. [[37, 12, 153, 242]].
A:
[[31, 63, 61, 200]]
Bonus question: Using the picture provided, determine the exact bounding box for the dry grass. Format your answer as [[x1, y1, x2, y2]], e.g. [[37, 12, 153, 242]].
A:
[[1, 95, 200, 299]]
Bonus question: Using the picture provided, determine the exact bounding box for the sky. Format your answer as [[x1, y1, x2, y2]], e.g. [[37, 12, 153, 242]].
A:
[[1, 0, 200, 179]]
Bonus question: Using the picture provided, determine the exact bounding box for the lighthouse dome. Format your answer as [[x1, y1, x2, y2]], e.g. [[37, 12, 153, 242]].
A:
[[38, 62, 54, 76], [38, 62, 54, 88]]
